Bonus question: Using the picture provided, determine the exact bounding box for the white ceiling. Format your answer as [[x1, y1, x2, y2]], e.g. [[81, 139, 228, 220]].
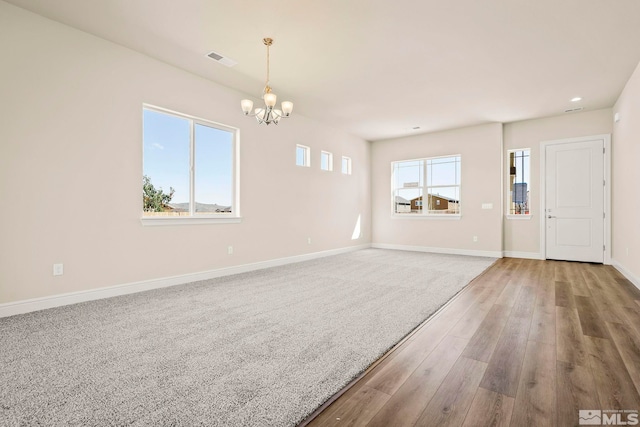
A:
[[6, 0, 640, 141]]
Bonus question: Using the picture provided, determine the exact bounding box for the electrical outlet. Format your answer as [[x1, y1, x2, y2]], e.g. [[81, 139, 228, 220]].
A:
[[473, 236, 478, 242], [53, 263, 64, 276], [227, 246, 233, 255], [307, 237, 312, 245], [627, 247, 630, 256]]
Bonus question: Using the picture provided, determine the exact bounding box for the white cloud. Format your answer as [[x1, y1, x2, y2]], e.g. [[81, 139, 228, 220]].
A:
[[152, 143, 164, 150]]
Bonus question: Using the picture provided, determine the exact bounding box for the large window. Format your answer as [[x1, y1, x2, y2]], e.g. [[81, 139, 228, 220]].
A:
[[392, 155, 461, 216], [507, 149, 530, 215], [142, 106, 238, 221]]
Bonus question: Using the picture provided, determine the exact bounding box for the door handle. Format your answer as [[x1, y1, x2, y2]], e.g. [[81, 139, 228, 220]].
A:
[[547, 215, 556, 218]]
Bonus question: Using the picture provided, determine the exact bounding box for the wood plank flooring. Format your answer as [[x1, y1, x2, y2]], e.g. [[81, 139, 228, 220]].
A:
[[303, 258, 640, 427]]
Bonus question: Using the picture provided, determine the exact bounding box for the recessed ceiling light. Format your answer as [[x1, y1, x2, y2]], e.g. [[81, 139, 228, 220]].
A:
[[571, 97, 582, 102]]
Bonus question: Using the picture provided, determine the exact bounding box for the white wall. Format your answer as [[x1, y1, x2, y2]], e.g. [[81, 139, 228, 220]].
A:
[[2, 1, 638, 308], [502, 109, 613, 258], [612, 61, 640, 283], [371, 123, 503, 257], [0, 2, 371, 304]]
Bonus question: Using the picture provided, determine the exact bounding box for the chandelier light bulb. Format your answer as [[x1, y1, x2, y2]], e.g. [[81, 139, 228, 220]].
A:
[[281, 101, 293, 116], [264, 92, 277, 107], [241, 99, 254, 115]]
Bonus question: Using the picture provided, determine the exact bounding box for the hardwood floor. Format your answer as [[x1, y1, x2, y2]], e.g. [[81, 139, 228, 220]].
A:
[[303, 258, 640, 427]]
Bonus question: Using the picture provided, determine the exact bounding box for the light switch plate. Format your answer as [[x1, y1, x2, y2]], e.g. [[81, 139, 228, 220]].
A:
[[53, 263, 64, 276]]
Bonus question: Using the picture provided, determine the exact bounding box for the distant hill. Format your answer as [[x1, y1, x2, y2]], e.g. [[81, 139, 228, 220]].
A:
[[167, 202, 231, 213]]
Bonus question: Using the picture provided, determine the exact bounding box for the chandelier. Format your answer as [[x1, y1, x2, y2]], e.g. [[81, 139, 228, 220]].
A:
[[240, 38, 293, 125]]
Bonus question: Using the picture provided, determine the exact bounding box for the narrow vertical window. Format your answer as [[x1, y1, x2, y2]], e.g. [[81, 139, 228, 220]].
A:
[[321, 151, 333, 171], [296, 144, 310, 167], [341, 156, 352, 175], [507, 149, 530, 215]]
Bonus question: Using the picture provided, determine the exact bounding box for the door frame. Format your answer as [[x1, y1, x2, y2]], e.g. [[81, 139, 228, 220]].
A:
[[539, 134, 611, 264]]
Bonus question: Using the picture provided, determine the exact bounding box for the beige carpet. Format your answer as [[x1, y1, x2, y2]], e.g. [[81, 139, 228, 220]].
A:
[[0, 248, 496, 426]]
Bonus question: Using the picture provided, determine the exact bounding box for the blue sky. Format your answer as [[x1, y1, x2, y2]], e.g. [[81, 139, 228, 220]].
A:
[[296, 146, 306, 166], [395, 158, 461, 201], [143, 109, 233, 207]]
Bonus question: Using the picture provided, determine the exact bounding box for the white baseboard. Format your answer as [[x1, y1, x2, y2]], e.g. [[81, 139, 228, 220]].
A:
[[502, 251, 544, 260], [371, 243, 502, 259], [0, 244, 371, 318], [611, 259, 640, 291]]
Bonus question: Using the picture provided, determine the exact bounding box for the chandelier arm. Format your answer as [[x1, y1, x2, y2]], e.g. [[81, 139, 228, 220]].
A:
[[244, 108, 290, 123]]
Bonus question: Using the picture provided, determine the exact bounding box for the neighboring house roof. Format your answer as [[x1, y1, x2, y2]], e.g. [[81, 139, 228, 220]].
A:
[[395, 196, 410, 204], [410, 195, 459, 203]]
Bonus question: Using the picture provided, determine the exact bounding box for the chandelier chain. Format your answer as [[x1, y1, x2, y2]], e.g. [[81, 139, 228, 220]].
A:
[[266, 43, 270, 89]]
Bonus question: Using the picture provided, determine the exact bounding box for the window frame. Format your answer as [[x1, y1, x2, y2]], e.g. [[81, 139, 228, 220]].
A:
[[296, 144, 310, 167], [320, 151, 333, 172], [506, 148, 531, 219], [391, 154, 462, 219], [141, 104, 241, 226], [341, 156, 352, 175]]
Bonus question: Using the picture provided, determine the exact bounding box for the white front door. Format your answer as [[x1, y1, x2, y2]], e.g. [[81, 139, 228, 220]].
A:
[[545, 138, 604, 263]]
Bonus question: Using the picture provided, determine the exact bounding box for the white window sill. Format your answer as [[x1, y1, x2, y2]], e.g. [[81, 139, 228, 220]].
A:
[[506, 214, 532, 220], [391, 214, 461, 220], [141, 216, 242, 226]]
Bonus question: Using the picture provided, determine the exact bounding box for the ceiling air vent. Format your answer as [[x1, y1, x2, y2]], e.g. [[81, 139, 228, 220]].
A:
[[206, 51, 237, 67], [564, 107, 584, 113]]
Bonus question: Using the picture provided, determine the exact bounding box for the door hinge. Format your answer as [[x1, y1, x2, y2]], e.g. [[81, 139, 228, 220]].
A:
[[603, 179, 606, 186], [603, 245, 606, 251], [603, 147, 605, 154], [603, 212, 605, 219]]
